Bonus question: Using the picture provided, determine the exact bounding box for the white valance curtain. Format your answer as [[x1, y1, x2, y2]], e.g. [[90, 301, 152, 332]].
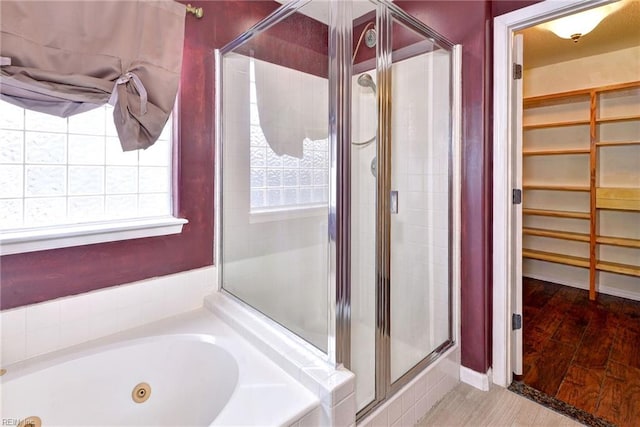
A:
[[0, 0, 186, 151], [254, 59, 328, 159]]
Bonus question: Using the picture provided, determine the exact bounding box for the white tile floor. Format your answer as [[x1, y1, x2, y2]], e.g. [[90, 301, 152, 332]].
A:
[[417, 383, 582, 427]]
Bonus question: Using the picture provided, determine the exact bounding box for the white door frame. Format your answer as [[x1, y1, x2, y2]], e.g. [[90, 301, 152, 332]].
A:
[[491, 0, 615, 387]]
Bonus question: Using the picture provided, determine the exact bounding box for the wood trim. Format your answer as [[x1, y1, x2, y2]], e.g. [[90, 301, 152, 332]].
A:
[[596, 235, 640, 249], [523, 184, 590, 192], [595, 187, 640, 211], [522, 208, 590, 219], [523, 119, 590, 130], [523, 91, 590, 107], [522, 249, 590, 268], [589, 91, 597, 300], [596, 114, 640, 124], [523, 227, 589, 242], [596, 140, 640, 147], [523, 148, 590, 156], [523, 80, 640, 106], [596, 260, 640, 277]]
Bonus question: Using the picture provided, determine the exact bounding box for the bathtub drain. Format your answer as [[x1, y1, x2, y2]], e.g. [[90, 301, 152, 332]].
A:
[[132, 382, 151, 403]]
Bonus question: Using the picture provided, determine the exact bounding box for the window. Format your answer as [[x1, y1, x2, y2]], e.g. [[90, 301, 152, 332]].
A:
[[248, 59, 329, 212], [0, 101, 184, 254]]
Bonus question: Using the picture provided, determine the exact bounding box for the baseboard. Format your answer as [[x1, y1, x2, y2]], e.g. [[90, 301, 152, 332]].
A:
[[524, 273, 640, 302], [460, 366, 491, 391]]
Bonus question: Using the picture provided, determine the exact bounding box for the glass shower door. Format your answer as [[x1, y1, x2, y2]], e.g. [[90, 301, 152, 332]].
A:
[[351, 2, 455, 418], [350, 1, 379, 412], [387, 17, 453, 384]]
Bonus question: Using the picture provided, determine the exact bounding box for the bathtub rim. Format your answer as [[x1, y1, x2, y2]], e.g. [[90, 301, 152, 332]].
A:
[[0, 332, 233, 382], [1, 308, 322, 427]]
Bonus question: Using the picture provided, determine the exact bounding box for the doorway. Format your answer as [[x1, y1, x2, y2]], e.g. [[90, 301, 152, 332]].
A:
[[493, 0, 640, 425]]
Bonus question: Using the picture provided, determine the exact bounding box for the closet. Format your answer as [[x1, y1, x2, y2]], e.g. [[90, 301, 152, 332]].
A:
[[522, 80, 640, 300]]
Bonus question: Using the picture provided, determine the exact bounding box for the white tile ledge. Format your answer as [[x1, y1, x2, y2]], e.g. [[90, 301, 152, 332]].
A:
[[205, 292, 355, 425], [0, 216, 188, 255]]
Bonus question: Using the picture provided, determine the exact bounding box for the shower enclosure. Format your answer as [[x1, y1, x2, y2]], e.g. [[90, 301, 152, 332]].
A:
[[216, 0, 460, 419]]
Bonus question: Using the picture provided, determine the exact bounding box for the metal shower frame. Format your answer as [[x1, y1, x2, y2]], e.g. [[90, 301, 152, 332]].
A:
[[214, 0, 458, 421]]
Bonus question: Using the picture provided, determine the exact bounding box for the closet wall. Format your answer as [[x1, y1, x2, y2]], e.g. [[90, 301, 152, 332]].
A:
[[522, 45, 640, 301]]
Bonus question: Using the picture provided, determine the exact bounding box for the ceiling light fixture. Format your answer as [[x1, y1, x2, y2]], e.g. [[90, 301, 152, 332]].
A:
[[541, 2, 623, 42]]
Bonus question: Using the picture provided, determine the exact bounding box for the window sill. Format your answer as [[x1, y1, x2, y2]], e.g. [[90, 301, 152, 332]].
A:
[[249, 205, 328, 223], [0, 216, 188, 256]]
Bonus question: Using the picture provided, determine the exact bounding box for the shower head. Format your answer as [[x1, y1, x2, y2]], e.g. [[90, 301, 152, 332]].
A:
[[357, 73, 376, 92]]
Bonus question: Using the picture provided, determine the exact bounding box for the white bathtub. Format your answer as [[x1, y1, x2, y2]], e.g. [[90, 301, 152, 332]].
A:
[[0, 310, 320, 426]]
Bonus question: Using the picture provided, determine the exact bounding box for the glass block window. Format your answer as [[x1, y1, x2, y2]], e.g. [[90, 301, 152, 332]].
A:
[[249, 59, 329, 211], [0, 101, 172, 231]]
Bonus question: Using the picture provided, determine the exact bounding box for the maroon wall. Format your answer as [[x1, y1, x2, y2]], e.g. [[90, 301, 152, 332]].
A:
[[491, 0, 543, 17], [392, 0, 543, 375], [0, 1, 327, 310]]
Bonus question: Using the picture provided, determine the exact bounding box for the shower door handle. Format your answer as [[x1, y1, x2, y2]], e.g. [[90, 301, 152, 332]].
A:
[[390, 191, 398, 214]]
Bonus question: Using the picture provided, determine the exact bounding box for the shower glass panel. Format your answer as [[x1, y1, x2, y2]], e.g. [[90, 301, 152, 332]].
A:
[[217, 0, 456, 418], [388, 18, 452, 383], [350, 1, 379, 410], [219, 3, 330, 352]]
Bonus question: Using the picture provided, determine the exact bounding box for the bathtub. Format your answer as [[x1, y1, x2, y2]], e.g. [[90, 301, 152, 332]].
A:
[[0, 310, 320, 426]]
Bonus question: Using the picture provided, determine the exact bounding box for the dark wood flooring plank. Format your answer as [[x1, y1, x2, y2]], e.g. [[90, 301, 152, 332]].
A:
[[552, 314, 589, 347], [524, 278, 561, 309], [610, 326, 640, 370], [523, 338, 575, 396], [523, 278, 640, 425], [529, 303, 566, 339], [556, 365, 605, 413], [573, 308, 618, 369], [596, 362, 640, 427]]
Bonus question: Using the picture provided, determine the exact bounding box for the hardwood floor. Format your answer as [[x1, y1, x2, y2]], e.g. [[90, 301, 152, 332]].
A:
[[523, 278, 640, 427]]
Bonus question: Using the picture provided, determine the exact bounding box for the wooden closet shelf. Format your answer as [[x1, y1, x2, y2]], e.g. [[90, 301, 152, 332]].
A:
[[523, 249, 590, 268], [524, 227, 589, 242], [523, 119, 590, 130], [596, 140, 640, 147], [523, 148, 590, 156], [596, 261, 640, 277], [523, 81, 640, 107], [524, 184, 590, 192], [597, 235, 640, 249], [522, 208, 590, 219], [596, 187, 640, 211], [593, 80, 640, 94], [523, 92, 590, 107], [523, 230, 640, 248], [596, 114, 640, 124]]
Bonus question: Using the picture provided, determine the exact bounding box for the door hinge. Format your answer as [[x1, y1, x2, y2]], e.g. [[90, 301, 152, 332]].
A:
[[512, 313, 522, 330], [512, 188, 522, 205], [513, 63, 522, 80]]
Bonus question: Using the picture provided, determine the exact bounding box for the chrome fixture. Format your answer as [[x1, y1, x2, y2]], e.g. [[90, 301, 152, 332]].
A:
[[357, 73, 377, 93], [352, 73, 377, 148]]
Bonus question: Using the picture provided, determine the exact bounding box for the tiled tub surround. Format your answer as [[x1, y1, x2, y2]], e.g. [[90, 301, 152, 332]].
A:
[[1, 309, 321, 426], [1, 266, 355, 426], [0, 266, 216, 366], [205, 292, 356, 427]]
